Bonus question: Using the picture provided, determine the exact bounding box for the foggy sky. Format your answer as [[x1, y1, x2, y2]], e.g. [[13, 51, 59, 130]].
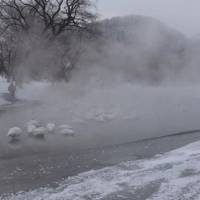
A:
[[97, 0, 200, 36]]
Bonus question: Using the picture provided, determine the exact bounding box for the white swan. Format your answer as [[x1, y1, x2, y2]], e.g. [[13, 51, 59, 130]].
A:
[[58, 124, 75, 136], [46, 123, 56, 133], [27, 120, 40, 128], [27, 124, 36, 135], [27, 120, 47, 138], [59, 128, 75, 136], [7, 127, 22, 140], [32, 127, 48, 138], [58, 124, 73, 130]]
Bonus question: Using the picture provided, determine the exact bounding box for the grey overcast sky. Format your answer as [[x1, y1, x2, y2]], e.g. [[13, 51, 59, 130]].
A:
[[97, 0, 200, 36]]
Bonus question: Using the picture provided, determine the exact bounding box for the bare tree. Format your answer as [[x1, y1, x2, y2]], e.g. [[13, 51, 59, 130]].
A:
[[0, 35, 17, 79], [0, 0, 96, 37], [0, 0, 97, 82]]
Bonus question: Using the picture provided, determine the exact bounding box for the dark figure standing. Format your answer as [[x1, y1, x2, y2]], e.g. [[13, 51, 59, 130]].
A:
[[8, 81, 16, 102]]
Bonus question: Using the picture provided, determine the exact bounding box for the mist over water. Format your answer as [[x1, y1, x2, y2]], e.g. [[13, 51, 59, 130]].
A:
[[1, 15, 200, 149], [9, 15, 200, 139]]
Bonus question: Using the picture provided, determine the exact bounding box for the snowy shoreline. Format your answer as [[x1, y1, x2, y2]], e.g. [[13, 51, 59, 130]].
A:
[[2, 135, 200, 200], [1, 128, 200, 198]]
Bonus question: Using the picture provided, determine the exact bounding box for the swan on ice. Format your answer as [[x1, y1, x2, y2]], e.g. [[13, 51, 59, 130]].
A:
[[32, 127, 48, 138], [58, 124, 73, 130], [58, 124, 75, 136], [7, 127, 22, 140], [27, 120, 48, 138], [27, 120, 40, 128], [46, 123, 56, 133], [27, 124, 36, 135]]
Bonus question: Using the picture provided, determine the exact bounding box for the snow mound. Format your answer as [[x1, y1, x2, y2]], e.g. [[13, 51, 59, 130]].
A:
[[3, 140, 200, 200]]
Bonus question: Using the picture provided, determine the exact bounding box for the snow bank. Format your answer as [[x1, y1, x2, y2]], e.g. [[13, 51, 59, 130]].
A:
[[3, 140, 200, 200]]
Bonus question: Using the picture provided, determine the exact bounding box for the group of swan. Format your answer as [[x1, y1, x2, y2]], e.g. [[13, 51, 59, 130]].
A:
[[7, 120, 75, 141]]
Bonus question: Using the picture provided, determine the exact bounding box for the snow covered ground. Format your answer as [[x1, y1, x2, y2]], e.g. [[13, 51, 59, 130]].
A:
[[2, 140, 200, 200]]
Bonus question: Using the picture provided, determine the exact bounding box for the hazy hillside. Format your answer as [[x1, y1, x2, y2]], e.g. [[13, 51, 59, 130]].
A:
[[79, 15, 188, 84]]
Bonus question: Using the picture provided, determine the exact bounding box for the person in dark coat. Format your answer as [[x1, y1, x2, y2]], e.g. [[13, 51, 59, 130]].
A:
[[8, 81, 16, 102]]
